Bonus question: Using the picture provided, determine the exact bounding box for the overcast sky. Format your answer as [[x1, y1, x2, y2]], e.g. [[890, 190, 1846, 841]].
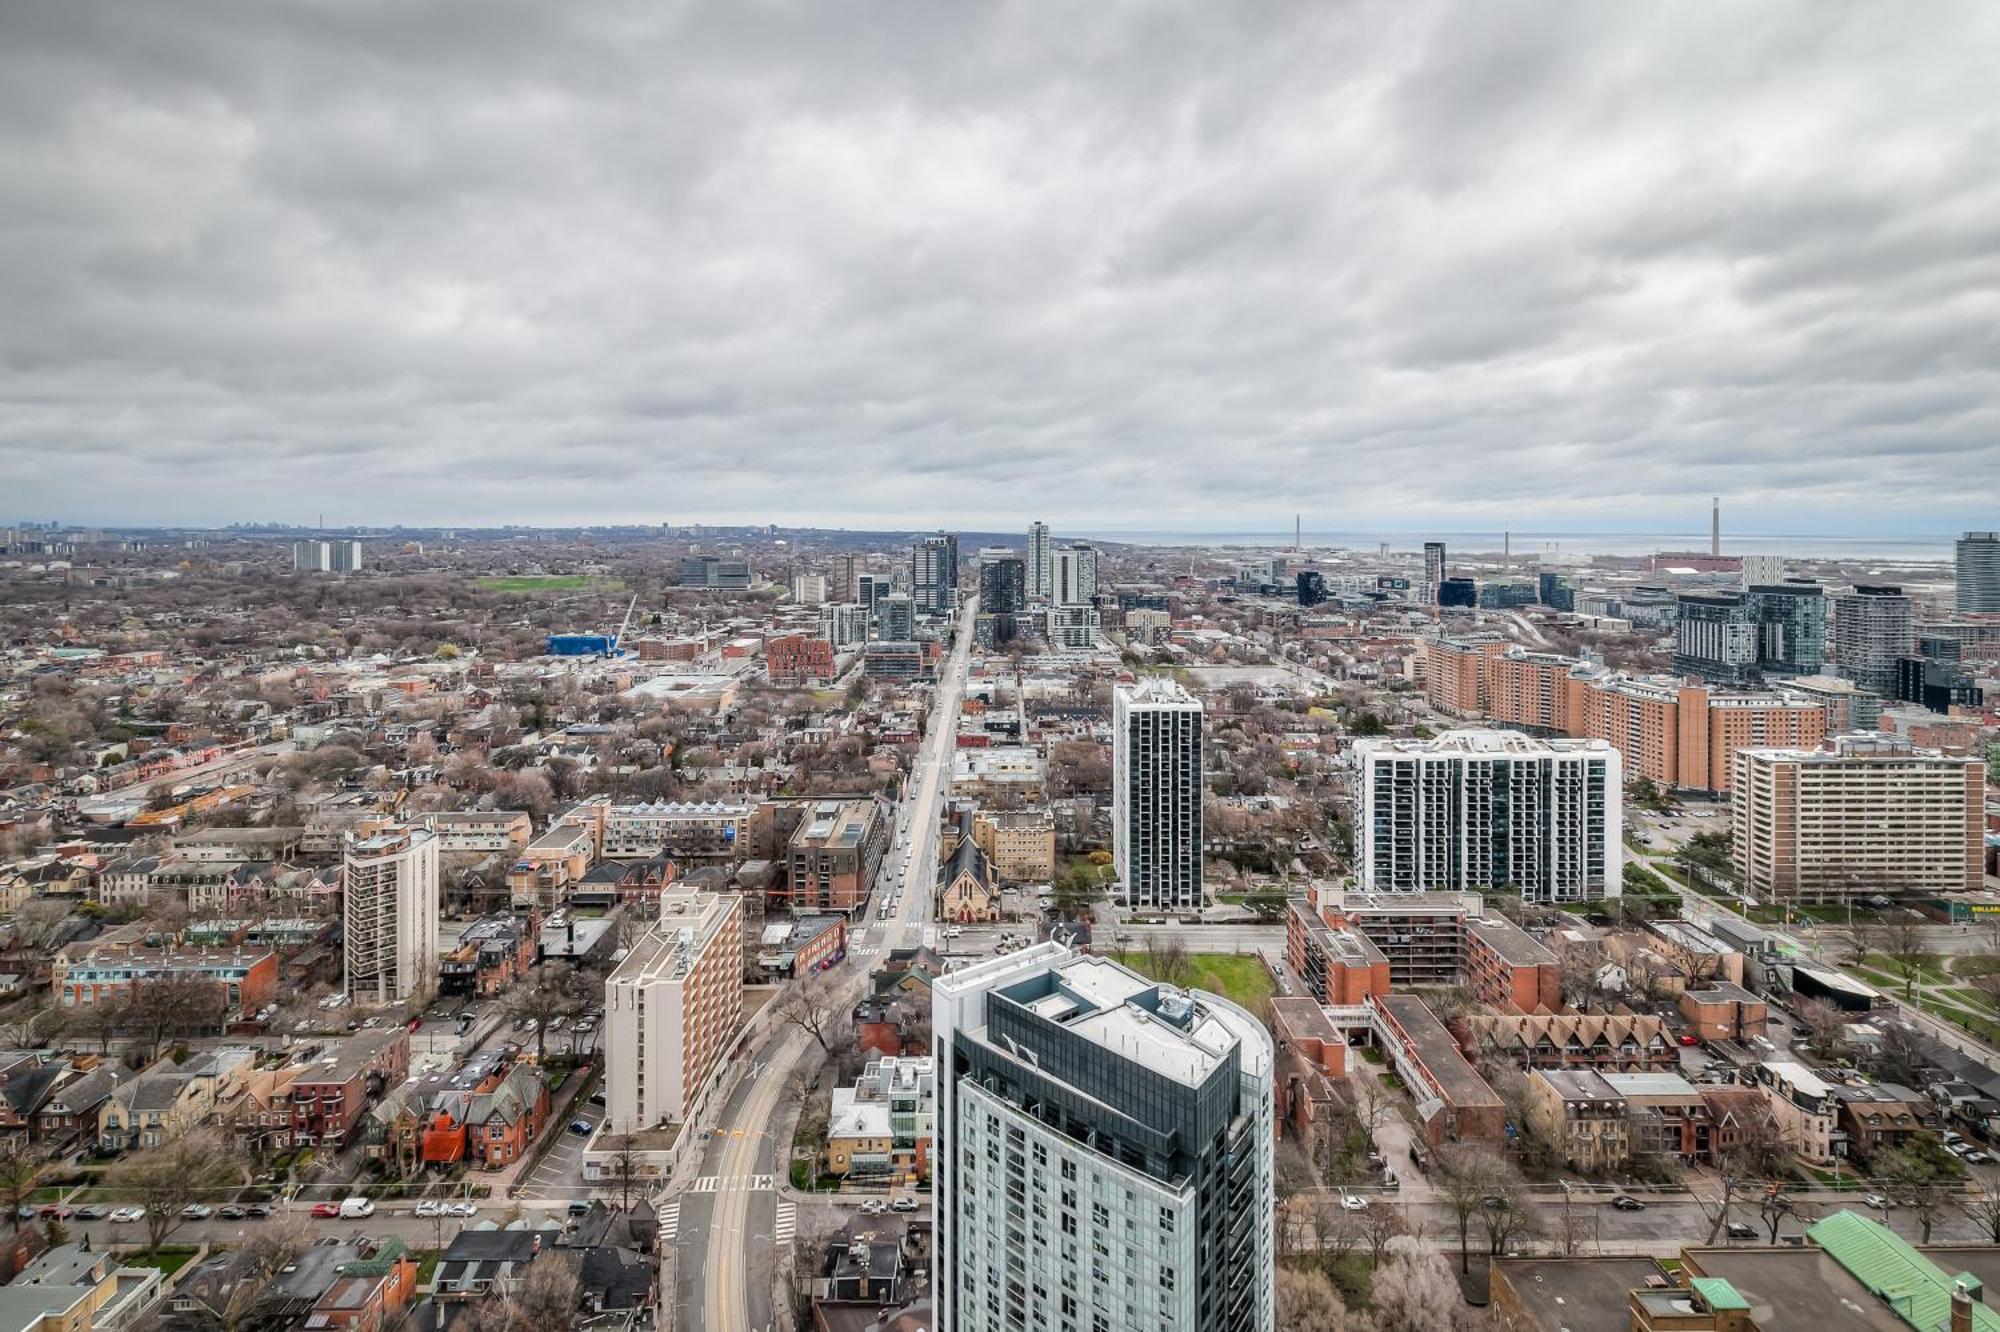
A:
[[3, 2, 1997, 536]]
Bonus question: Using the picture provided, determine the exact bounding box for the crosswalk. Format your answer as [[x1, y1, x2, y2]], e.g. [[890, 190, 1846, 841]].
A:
[[773, 1199, 795, 1246], [689, 1173, 777, 1193], [657, 1199, 680, 1241]]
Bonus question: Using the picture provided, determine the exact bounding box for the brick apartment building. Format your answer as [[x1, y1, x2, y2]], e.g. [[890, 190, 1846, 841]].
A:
[[289, 1028, 411, 1148], [785, 799, 889, 915], [766, 634, 838, 686]]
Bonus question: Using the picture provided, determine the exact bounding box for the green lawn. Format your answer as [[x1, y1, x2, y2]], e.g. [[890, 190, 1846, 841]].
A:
[[1109, 952, 1276, 1011], [120, 1246, 200, 1277], [474, 574, 625, 594], [1863, 954, 1951, 985]]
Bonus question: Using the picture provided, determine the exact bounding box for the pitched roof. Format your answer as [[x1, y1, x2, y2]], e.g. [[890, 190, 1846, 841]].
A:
[[1807, 1210, 2000, 1332]]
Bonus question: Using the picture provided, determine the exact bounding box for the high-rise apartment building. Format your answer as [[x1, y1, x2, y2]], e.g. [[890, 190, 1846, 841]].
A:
[[1739, 554, 1787, 588], [838, 551, 860, 603], [1113, 679, 1204, 911], [1423, 541, 1447, 602], [791, 571, 827, 605], [1027, 521, 1052, 601], [342, 827, 439, 1004], [977, 548, 1026, 615], [1730, 735, 1984, 901], [1831, 584, 1913, 695], [855, 572, 891, 624], [1354, 730, 1622, 903], [603, 885, 744, 1132], [879, 593, 916, 642], [1053, 545, 1098, 606], [1674, 585, 1826, 684], [1958, 532, 2000, 613], [913, 532, 960, 617], [819, 601, 869, 648], [933, 945, 1274, 1332], [293, 538, 363, 573]]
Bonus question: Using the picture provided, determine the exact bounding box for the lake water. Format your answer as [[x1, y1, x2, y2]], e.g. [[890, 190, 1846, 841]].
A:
[[1076, 530, 1958, 562]]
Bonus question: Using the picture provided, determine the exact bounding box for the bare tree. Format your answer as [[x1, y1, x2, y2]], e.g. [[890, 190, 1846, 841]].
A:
[[1879, 915, 1934, 1000], [0, 1143, 42, 1230], [1274, 1266, 1354, 1332], [1370, 1235, 1465, 1332], [1477, 1166, 1537, 1258], [1699, 1112, 1788, 1245], [1436, 1145, 1501, 1275], [1791, 996, 1848, 1060], [602, 1132, 645, 1211], [108, 1130, 245, 1256], [1759, 1189, 1808, 1245], [479, 1254, 581, 1332], [1964, 1190, 2000, 1244], [774, 972, 844, 1055], [501, 962, 588, 1062], [1362, 1201, 1410, 1265]]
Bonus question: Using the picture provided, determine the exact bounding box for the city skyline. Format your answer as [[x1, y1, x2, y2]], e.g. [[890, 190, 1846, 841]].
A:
[[4, 5, 1998, 532]]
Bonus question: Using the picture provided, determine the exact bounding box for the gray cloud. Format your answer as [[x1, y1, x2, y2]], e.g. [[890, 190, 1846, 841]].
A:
[[2, 0, 1997, 535]]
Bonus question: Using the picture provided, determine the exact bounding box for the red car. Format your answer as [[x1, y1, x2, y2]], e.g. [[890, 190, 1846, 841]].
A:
[[310, 1202, 342, 1218], [1679, 1034, 1700, 1047]]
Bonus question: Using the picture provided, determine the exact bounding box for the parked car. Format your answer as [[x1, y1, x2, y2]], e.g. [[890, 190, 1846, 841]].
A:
[[860, 1199, 886, 1216], [1725, 1222, 1757, 1239], [75, 1205, 110, 1221], [219, 1205, 247, 1220], [891, 1196, 919, 1213], [569, 1119, 594, 1136], [1967, 1151, 1992, 1165], [415, 1201, 445, 1218], [181, 1204, 215, 1220], [1612, 1196, 1646, 1212], [1339, 1194, 1368, 1212], [311, 1202, 343, 1218], [15, 1205, 39, 1221], [567, 1201, 592, 1217], [338, 1198, 375, 1219], [40, 1204, 74, 1219], [246, 1204, 271, 1218], [447, 1201, 478, 1217], [588, 1092, 607, 1107], [108, 1206, 147, 1224], [1678, 1034, 1700, 1047], [1864, 1194, 1892, 1210]]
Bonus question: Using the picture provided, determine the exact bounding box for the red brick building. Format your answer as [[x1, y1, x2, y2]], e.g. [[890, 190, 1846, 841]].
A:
[[289, 1028, 410, 1148], [1463, 916, 1561, 1013], [767, 635, 836, 685]]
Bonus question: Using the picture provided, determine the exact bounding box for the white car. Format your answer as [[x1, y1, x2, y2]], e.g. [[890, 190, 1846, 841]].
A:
[[859, 1198, 887, 1216], [447, 1201, 479, 1217], [108, 1206, 147, 1223], [1339, 1194, 1368, 1212], [415, 1200, 445, 1218]]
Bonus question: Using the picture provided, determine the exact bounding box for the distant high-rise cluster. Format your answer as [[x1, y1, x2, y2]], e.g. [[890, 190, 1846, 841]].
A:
[[1027, 519, 1051, 601]]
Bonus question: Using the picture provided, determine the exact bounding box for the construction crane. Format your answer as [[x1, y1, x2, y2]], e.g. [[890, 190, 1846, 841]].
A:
[[609, 592, 639, 655]]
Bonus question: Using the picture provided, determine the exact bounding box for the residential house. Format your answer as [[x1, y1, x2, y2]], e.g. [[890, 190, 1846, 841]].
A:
[[288, 1029, 411, 1149], [371, 1060, 550, 1173], [1603, 1072, 1713, 1161], [826, 1056, 935, 1184], [32, 1066, 119, 1150], [1525, 1069, 1630, 1171], [98, 1049, 254, 1152], [3, 1242, 163, 1332], [300, 1240, 419, 1332], [1755, 1061, 1839, 1165], [1460, 1012, 1677, 1074], [1837, 1092, 1925, 1163]]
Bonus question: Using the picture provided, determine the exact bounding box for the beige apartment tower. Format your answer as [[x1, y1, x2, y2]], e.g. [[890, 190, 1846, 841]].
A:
[[1730, 735, 1984, 902], [602, 886, 744, 1133]]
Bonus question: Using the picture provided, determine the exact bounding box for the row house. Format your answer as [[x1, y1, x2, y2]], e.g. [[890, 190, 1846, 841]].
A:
[[1525, 1069, 1630, 1171], [439, 912, 541, 998], [99, 1048, 256, 1152], [287, 1028, 412, 1149], [53, 929, 279, 1020], [1460, 1011, 1677, 1074]]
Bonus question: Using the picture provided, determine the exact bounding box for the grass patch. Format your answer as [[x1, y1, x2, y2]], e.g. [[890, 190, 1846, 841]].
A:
[[1864, 954, 1951, 985], [414, 1250, 441, 1288], [1380, 1072, 1405, 1092], [1358, 1046, 1385, 1066], [788, 1161, 842, 1193], [120, 1246, 200, 1277], [474, 574, 625, 594], [1108, 952, 1276, 1011]]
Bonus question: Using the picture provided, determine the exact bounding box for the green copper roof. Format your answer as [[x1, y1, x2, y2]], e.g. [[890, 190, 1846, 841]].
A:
[[1688, 1277, 1750, 1312], [1807, 1210, 2000, 1332]]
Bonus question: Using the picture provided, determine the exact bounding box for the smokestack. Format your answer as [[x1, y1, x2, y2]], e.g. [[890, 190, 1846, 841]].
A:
[[1504, 530, 1511, 568], [1711, 496, 1720, 557], [1294, 513, 1301, 554]]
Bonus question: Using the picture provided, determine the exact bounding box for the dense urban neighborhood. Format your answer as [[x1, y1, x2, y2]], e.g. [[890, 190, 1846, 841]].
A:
[[0, 521, 1998, 1332]]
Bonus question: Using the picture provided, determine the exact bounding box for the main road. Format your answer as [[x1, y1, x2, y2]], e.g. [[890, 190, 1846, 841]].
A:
[[675, 594, 977, 1332]]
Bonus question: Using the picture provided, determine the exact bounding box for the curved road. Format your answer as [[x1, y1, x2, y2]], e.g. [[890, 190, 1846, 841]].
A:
[[675, 594, 976, 1331]]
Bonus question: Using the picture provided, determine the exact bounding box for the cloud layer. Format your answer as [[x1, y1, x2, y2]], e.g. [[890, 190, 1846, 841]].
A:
[[3, 2, 1997, 533]]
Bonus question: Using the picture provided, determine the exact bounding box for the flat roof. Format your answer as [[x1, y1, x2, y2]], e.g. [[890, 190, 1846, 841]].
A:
[[1376, 994, 1502, 1109], [1466, 915, 1557, 967], [1491, 1256, 1662, 1332]]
